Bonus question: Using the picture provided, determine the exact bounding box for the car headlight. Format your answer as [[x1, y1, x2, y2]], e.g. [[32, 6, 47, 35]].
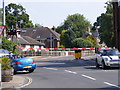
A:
[[104, 58, 109, 61]]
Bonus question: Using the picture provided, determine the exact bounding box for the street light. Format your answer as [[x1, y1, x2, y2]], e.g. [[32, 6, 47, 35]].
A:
[[50, 33, 52, 56]]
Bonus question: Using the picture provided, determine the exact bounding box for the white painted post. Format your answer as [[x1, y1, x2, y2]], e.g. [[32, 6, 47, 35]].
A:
[[118, 0, 120, 6], [0, 64, 1, 88]]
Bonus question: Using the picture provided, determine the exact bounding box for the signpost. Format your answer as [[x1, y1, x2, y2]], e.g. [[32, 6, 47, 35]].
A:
[[0, 25, 6, 36]]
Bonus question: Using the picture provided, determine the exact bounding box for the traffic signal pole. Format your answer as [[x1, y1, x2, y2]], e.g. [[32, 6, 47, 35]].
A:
[[113, 2, 120, 51], [2, 0, 5, 26]]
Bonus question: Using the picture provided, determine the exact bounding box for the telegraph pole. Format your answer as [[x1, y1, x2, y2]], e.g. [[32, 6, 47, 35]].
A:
[[113, 1, 120, 51]]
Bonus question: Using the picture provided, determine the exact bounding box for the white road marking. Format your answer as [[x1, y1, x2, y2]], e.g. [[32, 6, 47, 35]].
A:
[[65, 70, 77, 74], [81, 74, 96, 81], [42, 58, 48, 59], [43, 67, 58, 70], [16, 77, 32, 88], [104, 82, 120, 88], [51, 57, 60, 59]]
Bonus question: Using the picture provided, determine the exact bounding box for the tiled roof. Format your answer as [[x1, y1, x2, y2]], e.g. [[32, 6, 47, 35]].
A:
[[20, 27, 60, 40], [13, 36, 45, 46]]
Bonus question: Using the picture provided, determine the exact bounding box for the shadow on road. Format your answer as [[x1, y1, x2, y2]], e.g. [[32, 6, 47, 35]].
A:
[[36, 58, 120, 71], [36, 58, 96, 68]]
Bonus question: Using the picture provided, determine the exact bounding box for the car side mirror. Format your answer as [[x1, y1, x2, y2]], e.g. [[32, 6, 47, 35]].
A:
[[9, 51, 12, 54]]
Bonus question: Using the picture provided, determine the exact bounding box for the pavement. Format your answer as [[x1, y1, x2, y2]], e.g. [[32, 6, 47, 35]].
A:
[[1, 55, 95, 89], [1, 75, 32, 89]]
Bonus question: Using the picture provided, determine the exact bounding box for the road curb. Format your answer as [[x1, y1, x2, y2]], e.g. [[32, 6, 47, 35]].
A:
[[16, 76, 32, 88], [1, 75, 32, 88]]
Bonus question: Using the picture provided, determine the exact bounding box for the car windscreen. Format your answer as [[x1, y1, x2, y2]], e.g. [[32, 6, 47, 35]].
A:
[[0, 49, 10, 54], [102, 49, 119, 56]]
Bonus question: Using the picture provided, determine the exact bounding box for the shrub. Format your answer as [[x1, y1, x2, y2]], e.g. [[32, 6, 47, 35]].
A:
[[0, 57, 11, 70], [72, 38, 93, 48]]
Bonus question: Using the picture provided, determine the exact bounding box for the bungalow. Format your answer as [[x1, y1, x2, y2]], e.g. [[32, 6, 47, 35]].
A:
[[20, 27, 60, 48], [12, 34, 45, 52]]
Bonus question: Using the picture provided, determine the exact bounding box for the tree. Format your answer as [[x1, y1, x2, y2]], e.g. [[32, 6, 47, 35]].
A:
[[34, 24, 42, 28], [86, 35, 98, 47], [93, 2, 115, 47], [56, 13, 91, 37], [60, 30, 76, 48], [72, 38, 93, 48], [5, 3, 34, 29]]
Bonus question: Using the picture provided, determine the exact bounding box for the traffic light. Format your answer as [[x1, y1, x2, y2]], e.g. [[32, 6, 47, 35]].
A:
[[7, 29, 17, 35], [7, 29, 11, 35]]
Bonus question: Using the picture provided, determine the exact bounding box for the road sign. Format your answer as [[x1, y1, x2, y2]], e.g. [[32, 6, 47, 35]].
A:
[[0, 25, 6, 36]]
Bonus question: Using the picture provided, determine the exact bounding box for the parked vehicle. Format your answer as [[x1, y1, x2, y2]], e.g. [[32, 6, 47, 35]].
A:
[[12, 58, 36, 73], [96, 48, 120, 69], [0, 49, 18, 59]]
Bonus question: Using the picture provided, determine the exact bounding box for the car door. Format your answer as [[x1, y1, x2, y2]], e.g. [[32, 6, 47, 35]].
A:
[[97, 49, 104, 65], [97, 53, 103, 65]]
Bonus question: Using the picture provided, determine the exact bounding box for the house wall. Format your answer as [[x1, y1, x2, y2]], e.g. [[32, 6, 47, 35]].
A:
[[34, 45, 40, 52], [45, 39, 60, 48], [22, 44, 44, 52]]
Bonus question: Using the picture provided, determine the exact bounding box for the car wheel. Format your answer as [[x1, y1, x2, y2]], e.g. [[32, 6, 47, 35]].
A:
[[96, 59, 100, 68], [29, 69, 34, 73], [101, 61, 107, 69], [14, 70, 17, 75], [11, 68, 14, 76]]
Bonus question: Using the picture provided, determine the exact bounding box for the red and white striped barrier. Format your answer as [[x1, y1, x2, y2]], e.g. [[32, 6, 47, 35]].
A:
[[17, 46, 111, 51]]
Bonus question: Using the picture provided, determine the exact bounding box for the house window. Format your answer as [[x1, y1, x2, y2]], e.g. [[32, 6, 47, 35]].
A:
[[22, 45, 26, 48], [21, 30, 27, 33], [37, 36, 40, 38], [30, 45, 34, 48], [40, 40, 45, 43], [33, 29, 36, 32]]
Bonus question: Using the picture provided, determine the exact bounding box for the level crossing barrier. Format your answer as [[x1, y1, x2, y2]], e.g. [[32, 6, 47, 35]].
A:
[[18, 47, 96, 57]]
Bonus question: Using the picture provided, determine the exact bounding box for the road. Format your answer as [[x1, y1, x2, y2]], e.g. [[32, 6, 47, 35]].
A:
[[15, 55, 120, 89]]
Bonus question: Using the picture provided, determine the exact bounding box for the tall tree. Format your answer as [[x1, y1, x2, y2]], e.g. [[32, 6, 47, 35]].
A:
[[60, 30, 76, 48], [5, 3, 34, 29], [56, 13, 91, 37], [93, 2, 115, 47]]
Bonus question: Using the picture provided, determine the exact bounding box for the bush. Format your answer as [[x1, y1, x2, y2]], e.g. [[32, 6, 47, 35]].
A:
[[72, 38, 93, 48], [59, 45, 65, 48], [2, 37, 18, 54]]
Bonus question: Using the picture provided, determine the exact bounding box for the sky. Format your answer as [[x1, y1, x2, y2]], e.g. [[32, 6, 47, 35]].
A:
[[0, 0, 110, 28]]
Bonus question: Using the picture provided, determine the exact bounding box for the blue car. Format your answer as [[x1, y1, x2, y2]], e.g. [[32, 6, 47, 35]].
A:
[[12, 58, 36, 73]]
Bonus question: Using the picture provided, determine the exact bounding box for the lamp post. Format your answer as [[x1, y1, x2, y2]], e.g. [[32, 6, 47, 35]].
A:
[[50, 33, 52, 56]]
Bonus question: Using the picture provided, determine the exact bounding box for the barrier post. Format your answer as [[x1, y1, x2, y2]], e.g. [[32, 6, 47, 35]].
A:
[[0, 64, 1, 88]]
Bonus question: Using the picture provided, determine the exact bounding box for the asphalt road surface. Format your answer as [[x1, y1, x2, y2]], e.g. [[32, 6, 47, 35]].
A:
[[15, 55, 120, 89]]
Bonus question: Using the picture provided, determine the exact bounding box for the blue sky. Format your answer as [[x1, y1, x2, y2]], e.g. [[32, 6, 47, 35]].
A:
[[0, 0, 109, 28]]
